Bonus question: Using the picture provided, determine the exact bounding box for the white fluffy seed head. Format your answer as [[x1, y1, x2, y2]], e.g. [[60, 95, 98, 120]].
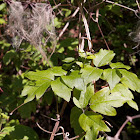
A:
[[129, 21, 140, 44], [7, 0, 56, 59]]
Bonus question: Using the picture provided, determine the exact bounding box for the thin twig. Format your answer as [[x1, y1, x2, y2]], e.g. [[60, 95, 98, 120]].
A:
[[90, 9, 110, 50], [36, 122, 53, 134], [78, 1, 92, 51], [114, 114, 140, 139], [60, 101, 68, 118], [41, 114, 59, 121], [57, 7, 79, 40], [103, 0, 136, 12], [10, 102, 26, 115], [104, 0, 140, 18], [136, 0, 140, 10], [50, 114, 60, 140]]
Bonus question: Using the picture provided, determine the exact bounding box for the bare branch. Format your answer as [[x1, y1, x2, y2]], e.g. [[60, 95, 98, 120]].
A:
[[36, 122, 53, 134], [57, 7, 79, 40], [10, 102, 26, 115], [103, 0, 136, 12], [111, 114, 140, 140], [50, 114, 60, 140], [136, 0, 140, 10]]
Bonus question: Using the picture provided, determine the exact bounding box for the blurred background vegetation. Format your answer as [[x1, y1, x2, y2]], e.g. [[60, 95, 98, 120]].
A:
[[0, 0, 140, 139]]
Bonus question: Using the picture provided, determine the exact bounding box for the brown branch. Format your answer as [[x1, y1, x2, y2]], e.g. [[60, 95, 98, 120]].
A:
[[112, 114, 140, 139], [50, 114, 60, 140], [10, 102, 26, 115]]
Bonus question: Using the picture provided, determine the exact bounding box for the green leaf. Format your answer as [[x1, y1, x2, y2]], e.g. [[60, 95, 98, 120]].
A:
[[112, 83, 134, 99], [25, 66, 67, 81], [25, 70, 54, 80], [97, 137, 105, 140], [111, 84, 138, 110], [2, 125, 39, 140], [61, 71, 85, 91], [18, 101, 36, 118], [90, 87, 130, 116], [76, 61, 84, 68], [110, 62, 131, 70], [85, 127, 98, 140], [0, 3, 6, 11], [51, 77, 72, 102], [21, 79, 51, 103], [80, 65, 103, 85], [73, 85, 94, 108], [62, 57, 75, 63], [0, 18, 6, 24], [3, 50, 16, 65], [70, 107, 83, 135], [103, 69, 120, 89], [79, 111, 110, 133], [93, 49, 115, 67], [127, 100, 138, 111], [119, 69, 140, 92]]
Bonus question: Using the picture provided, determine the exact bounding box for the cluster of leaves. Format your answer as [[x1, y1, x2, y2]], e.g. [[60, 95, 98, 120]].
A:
[[21, 49, 140, 139], [1, 0, 140, 139]]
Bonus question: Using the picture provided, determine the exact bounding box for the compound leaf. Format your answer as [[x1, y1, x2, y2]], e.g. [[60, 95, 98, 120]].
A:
[[93, 49, 115, 67]]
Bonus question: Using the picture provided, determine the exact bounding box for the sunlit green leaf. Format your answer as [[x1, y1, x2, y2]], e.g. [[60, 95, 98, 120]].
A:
[[79, 111, 110, 133], [119, 69, 140, 92], [62, 57, 75, 63], [0, 18, 6, 24], [110, 62, 131, 70], [93, 49, 115, 67], [103, 69, 120, 89], [127, 100, 138, 111], [73, 85, 94, 108], [112, 83, 133, 99], [90, 87, 130, 116], [61, 70, 85, 91], [51, 77, 72, 102], [25, 70, 54, 80], [85, 127, 98, 140], [81, 65, 103, 85], [21, 79, 51, 103], [25, 67, 67, 80], [0, 3, 6, 11]]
